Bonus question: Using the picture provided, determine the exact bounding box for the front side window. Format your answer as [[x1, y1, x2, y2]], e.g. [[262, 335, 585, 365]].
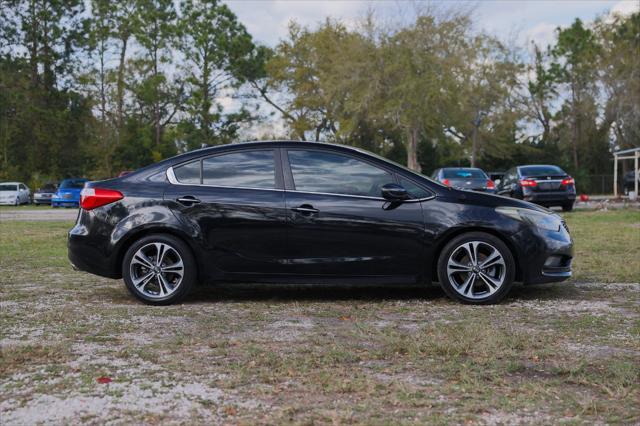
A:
[[288, 150, 393, 197], [399, 177, 432, 199], [202, 150, 275, 189]]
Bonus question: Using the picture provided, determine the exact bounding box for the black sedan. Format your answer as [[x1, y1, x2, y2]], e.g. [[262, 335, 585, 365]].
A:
[[497, 165, 576, 211], [68, 141, 573, 305]]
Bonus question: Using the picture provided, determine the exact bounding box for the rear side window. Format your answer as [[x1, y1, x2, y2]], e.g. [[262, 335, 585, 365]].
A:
[[288, 150, 393, 197], [520, 166, 565, 176], [174, 160, 201, 184], [202, 150, 275, 189]]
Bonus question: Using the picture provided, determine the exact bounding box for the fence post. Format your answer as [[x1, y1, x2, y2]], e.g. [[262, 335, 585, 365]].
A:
[[614, 155, 618, 197]]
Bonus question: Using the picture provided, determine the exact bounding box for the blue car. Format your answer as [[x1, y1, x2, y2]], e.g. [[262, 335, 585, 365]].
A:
[[52, 178, 89, 208]]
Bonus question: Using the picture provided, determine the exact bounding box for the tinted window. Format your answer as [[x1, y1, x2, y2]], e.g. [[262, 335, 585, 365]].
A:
[[520, 166, 565, 176], [0, 184, 17, 191], [60, 179, 87, 189], [202, 150, 275, 189], [442, 168, 487, 179], [19, 184, 26, 190], [399, 177, 431, 199], [288, 150, 393, 197], [174, 160, 201, 184]]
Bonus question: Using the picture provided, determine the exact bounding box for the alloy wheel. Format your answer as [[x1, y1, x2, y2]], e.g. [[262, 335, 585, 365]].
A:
[[446, 241, 506, 300], [129, 242, 184, 299]]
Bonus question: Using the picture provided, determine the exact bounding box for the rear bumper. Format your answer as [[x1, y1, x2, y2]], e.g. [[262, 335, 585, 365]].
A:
[[68, 210, 121, 278], [523, 190, 575, 206]]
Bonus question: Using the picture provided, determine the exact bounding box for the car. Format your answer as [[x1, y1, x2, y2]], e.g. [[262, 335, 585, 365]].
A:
[[622, 169, 639, 195], [68, 141, 573, 306], [52, 178, 89, 208], [0, 182, 30, 206], [33, 182, 58, 205], [431, 167, 496, 193], [497, 165, 576, 211]]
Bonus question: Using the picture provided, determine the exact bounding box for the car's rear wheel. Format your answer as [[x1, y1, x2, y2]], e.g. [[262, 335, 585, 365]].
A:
[[122, 234, 196, 305], [562, 202, 574, 212], [437, 232, 515, 304]]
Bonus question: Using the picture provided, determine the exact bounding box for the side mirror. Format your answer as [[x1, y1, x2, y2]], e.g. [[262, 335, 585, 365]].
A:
[[494, 179, 501, 187], [381, 183, 410, 201]]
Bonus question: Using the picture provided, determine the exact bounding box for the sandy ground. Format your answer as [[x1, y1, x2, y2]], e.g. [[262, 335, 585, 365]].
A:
[[0, 209, 78, 222]]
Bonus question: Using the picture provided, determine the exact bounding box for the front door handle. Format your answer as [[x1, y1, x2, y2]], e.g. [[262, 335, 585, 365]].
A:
[[291, 204, 319, 215], [177, 196, 201, 206]]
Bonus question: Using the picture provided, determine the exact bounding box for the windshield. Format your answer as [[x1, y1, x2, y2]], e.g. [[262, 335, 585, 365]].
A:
[[442, 168, 487, 179], [39, 184, 57, 191], [520, 166, 565, 176], [60, 179, 87, 189], [0, 184, 17, 191]]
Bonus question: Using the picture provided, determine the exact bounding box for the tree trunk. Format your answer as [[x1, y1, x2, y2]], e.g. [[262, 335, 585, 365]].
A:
[[471, 124, 478, 167], [116, 36, 128, 143], [406, 127, 421, 172]]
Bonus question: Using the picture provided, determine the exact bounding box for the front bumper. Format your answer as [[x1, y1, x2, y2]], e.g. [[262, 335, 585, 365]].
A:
[[52, 197, 80, 207], [510, 223, 573, 285]]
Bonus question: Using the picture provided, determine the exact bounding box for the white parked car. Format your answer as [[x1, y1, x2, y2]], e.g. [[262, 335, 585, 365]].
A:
[[0, 182, 31, 206]]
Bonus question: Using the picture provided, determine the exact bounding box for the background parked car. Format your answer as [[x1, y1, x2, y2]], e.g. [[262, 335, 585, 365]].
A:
[[431, 167, 496, 193], [622, 169, 639, 195], [0, 182, 31, 206], [52, 178, 88, 208], [497, 165, 576, 211], [33, 182, 58, 205]]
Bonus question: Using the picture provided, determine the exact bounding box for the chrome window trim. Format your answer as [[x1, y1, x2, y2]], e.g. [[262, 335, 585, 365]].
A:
[[167, 166, 283, 192], [168, 166, 434, 202]]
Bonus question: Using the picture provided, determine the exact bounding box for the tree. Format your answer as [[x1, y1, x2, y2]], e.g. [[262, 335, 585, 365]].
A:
[[132, 0, 181, 148], [177, 0, 258, 148]]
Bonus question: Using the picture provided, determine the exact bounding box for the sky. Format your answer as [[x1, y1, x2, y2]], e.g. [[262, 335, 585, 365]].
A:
[[222, 0, 639, 138], [226, 0, 639, 48]]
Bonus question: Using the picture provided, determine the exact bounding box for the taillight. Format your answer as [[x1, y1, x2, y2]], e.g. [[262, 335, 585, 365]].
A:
[[441, 178, 451, 186], [486, 179, 496, 189], [520, 179, 537, 187], [80, 188, 123, 210], [562, 177, 575, 186]]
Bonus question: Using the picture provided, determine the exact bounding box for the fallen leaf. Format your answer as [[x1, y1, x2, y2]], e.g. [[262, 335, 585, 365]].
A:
[[96, 377, 112, 384]]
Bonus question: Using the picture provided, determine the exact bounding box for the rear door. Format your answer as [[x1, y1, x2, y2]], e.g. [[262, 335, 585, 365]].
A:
[[282, 148, 426, 278], [164, 148, 288, 274]]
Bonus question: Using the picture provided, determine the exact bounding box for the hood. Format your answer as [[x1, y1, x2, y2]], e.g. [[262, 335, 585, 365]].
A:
[[445, 187, 551, 214], [0, 190, 18, 195]]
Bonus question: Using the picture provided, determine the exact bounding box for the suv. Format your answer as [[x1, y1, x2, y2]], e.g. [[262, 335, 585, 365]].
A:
[[497, 165, 576, 211]]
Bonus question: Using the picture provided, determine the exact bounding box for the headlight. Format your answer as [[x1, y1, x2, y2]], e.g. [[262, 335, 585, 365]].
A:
[[496, 206, 562, 231]]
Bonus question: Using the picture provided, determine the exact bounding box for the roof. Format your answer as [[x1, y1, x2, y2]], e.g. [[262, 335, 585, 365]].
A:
[[0, 182, 23, 185], [614, 147, 640, 156]]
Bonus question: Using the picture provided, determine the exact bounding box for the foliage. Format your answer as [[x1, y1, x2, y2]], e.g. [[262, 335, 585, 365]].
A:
[[0, 1, 638, 195]]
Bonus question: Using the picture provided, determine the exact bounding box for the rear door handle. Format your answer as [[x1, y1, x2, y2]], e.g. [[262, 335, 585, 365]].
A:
[[177, 196, 201, 206], [291, 205, 319, 214]]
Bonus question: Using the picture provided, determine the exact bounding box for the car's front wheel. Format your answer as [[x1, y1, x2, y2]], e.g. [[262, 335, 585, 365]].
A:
[[122, 234, 196, 305], [437, 232, 516, 304]]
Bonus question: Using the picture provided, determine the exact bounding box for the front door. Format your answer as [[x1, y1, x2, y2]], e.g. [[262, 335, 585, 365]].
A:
[[164, 149, 288, 274], [283, 149, 425, 278]]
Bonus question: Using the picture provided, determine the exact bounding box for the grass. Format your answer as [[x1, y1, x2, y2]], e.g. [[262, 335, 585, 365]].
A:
[[0, 210, 638, 424], [563, 209, 640, 282]]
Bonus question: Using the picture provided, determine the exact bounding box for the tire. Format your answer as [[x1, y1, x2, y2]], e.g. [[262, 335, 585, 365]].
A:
[[437, 232, 516, 305], [562, 202, 574, 212], [122, 234, 196, 305], [14, 197, 19, 206]]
